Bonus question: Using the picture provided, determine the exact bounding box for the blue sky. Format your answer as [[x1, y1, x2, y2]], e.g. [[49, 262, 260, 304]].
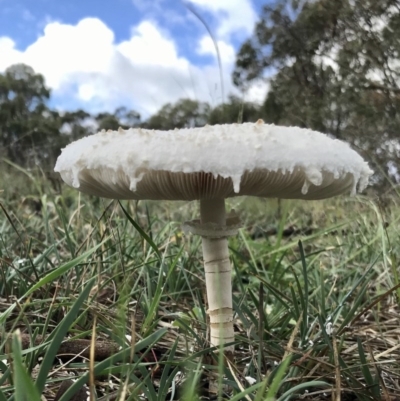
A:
[[0, 0, 269, 119]]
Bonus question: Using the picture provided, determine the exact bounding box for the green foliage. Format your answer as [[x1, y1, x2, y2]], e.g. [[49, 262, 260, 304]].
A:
[[59, 109, 92, 141], [0, 64, 61, 167], [11, 333, 42, 401], [0, 65, 142, 171], [233, 0, 400, 185], [141, 95, 262, 130], [0, 64, 264, 173], [208, 95, 261, 124], [142, 98, 211, 130], [96, 106, 141, 131]]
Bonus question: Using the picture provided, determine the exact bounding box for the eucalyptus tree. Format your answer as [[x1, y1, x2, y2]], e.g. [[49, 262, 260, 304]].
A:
[[233, 0, 400, 184], [0, 64, 62, 167], [142, 98, 211, 130], [208, 95, 261, 125]]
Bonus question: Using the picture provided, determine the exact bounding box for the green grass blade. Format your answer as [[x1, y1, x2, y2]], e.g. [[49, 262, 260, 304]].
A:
[[157, 339, 179, 400], [57, 328, 167, 401], [0, 243, 104, 325], [337, 355, 371, 401], [55, 203, 76, 257], [12, 332, 42, 401], [25, 244, 103, 298], [119, 201, 161, 260], [336, 280, 369, 333], [35, 278, 95, 393], [262, 354, 292, 401], [317, 314, 334, 353], [228, 382, 265, 401], [356, 337, 379, 397], [180, 358, 206, 401], [298, 240, 309, 334], [289, 283, 300, 321], [276, 380, 330, 401], [142, 256, 176, 335], [0, 362, 11, 387], [335, 259, 378, 334]]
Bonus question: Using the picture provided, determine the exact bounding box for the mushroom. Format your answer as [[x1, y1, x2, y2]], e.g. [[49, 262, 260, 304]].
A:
[[54, 120, 373, 357]]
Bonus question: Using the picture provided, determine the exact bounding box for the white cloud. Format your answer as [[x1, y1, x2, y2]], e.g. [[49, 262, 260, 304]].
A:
[[78, 83, 96, 101], [245, 80, 269, 104], [0, 10, 264, 119], [197, 36, 236, 65], [187, 0, 257, 38], [117, 21, 188, 69], [0, 37, 21, 70], [130, 0, 195, 27], [25, 18, 115, 89]]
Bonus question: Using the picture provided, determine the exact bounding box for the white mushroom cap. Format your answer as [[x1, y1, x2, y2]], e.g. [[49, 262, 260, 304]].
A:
[[54, 120, 373, 201]]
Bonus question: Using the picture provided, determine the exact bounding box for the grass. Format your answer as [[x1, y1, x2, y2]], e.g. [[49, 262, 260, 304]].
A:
[[1, 162, 400, 400]]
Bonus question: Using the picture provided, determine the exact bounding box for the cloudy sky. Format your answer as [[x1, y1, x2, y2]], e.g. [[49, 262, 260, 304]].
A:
[[0, 0, 268, 119]]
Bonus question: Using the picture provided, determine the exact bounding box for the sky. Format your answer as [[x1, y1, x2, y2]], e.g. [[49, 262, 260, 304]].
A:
[[0, 0, 269, 119]]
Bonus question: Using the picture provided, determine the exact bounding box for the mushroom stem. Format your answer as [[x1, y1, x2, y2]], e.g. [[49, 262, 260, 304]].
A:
[[200, 198, 234, 354]]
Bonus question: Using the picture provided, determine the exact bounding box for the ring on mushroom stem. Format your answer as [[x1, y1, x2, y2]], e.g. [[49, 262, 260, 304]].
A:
[[184, 198, 240, 355], [54, 120, 373, 359]]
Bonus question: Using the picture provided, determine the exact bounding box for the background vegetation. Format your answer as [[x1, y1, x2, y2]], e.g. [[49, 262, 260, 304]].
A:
[[1, 0, 399, 187], [1, 166, 399, 400]]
